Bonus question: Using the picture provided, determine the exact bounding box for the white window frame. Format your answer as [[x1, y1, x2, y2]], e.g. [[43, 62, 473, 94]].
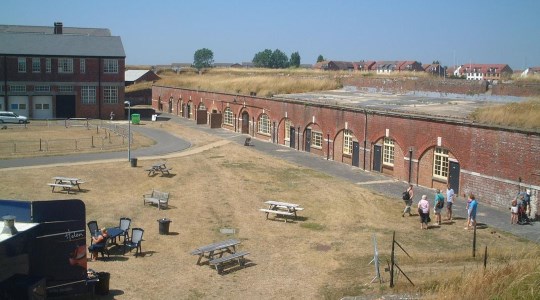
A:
[[18, 57, 26, 72], [34, 85, 50, 92], [58, 58, 73, 73], [284, 119, 292, 141], [343, 130, 353, 155], [32, 58, 41, 73], [46, 58, 51, 73], [258, 113, 271, 135], [103, 86, 118, 104], [59, 85, 74, 93], [383, 137, 395, 166], [104, 59, 119, 73], [81, 86, 96, 104], [433, 147, 449, 180], [311, 131, 323, 149], [80, 58, 86, 74], [223, 107, 233, 126], [10, 84, 26, 93]]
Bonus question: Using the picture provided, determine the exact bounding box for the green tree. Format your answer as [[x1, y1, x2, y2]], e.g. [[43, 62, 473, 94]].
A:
[[270, 49, 289, 68], [289, 51, 301, 68], [193, 48, 214, 70], [252, 49, 273, 68], [317, 55, 325, 63]]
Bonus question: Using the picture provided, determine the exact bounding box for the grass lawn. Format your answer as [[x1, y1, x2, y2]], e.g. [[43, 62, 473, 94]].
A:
[[0, 120, 538, 299]]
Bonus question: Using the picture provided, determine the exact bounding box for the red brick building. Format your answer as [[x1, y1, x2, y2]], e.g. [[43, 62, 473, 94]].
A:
[[152, 85, 540, 218], [0, 22, 126, 119]]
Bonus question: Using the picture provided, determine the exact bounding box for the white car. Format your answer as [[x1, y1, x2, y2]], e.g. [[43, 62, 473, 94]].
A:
[[0, 111, 28, 123]]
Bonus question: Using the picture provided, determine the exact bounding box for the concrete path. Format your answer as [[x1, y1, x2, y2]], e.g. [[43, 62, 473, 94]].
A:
[[1, 114, 538, 244]]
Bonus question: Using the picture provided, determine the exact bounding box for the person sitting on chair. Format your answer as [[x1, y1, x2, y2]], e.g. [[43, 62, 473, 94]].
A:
[[88, 228, 108, 261]]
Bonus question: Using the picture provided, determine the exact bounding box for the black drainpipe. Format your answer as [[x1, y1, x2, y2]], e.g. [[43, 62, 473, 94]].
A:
[[327, 133, 330, 160], [3, 56, 7, 109], [297, 127, 300, 151], [363, 110, 368, 170], [408, 148, 413, 184], [98, 57, 102, 119]]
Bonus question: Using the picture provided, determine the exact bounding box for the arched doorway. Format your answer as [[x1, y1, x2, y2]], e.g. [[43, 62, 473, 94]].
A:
[[241, 111, 249, 134]]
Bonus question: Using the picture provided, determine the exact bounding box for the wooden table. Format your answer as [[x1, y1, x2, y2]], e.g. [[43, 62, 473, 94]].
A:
[[48, 176, 85, 193], [146, 162, 172, 176], [260, 200, 303, 222], [190, 239, 240, 265]]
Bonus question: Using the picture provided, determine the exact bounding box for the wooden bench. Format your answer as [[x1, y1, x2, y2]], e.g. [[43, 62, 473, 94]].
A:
[[48, 183, 76, 194], [209, 251, 249, 274], [259, 208, 295, 222], [143, 190, 170, 210]]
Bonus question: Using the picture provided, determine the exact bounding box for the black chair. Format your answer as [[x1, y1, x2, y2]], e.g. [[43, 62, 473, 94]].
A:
[[87, 221, 99, 244], [118, 217, 132, 243], [124, 228, 144, 257]]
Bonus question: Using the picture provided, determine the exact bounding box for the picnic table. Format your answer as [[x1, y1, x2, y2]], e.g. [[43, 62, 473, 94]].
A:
[[260, 200, 304, 222], [47, 177, 85, 194], [146, 162, 172, 176], [190, 239, 240, 265], [106, 227, 125, 245]]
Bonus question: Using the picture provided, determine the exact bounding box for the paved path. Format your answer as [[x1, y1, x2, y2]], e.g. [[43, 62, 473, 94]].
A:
[[1, 114, 538, 243]]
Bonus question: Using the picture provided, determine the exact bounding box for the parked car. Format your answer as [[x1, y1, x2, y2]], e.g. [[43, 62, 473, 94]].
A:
[[0, 111, 28, 123]]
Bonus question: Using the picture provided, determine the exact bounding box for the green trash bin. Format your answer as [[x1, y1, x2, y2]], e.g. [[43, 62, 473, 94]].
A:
[[131, 113, 140, 125]]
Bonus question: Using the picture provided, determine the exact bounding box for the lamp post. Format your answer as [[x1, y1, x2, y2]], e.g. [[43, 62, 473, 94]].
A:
[[124, 101, 131, 162]]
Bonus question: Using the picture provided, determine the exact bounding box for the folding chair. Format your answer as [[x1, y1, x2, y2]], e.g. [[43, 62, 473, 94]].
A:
[[124, 228, 144, 257]]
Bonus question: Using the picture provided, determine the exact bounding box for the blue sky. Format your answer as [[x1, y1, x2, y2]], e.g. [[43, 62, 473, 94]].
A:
[[2, 0, 539, 69]]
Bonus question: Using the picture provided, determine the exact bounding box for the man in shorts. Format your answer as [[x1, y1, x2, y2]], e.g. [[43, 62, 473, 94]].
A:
[[446, 184, 455, 221], [466, 194, 478, 230]]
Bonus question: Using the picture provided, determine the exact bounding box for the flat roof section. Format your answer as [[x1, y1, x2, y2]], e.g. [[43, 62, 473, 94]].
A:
[[275, 86, 524, 119]]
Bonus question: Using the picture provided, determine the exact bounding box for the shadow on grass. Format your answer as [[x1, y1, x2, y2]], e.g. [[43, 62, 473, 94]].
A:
[[216, 260, 256, 276]]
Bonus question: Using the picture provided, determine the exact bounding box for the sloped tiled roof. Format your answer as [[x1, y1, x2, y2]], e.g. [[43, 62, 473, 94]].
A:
[[0, 24, 111, 36], [0, 32, 125, 57]]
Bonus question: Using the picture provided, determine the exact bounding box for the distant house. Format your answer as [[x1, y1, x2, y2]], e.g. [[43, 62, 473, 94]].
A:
[[213, 63, 237, 68], [455, 64, 513, 81], [376, 61, 399, 73], [423, 63, 446, 77], [521, 67, 540, 77], [353, 61, 376, 71], [125, 70, 160, 86], [313, 60, 354, 71], [397, 61, 424, 72]]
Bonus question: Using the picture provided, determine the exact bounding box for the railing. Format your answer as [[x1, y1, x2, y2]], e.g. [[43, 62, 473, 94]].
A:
[[0, 119, 133, 156]]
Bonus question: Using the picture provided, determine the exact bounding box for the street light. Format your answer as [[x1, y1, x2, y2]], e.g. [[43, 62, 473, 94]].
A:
[[124, 101, 131, 162]]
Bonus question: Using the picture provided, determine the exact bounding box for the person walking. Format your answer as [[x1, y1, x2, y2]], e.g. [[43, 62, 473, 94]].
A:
[[418, 195, 430, 230], [445, 184, 455, 221], [466, 194, 478, 230], [402, 185, 414, 217], [433, 189, 445, 226]]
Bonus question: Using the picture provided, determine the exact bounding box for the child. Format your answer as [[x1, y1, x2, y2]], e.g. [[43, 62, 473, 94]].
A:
[[510, 197, 518, 224], [464, 193, 472, 228]]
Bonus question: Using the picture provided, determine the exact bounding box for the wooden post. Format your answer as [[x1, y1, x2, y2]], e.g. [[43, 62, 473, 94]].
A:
[[472, 224, 477, 257], [483, 246, 488, 269], [390, 231, 395, 287]]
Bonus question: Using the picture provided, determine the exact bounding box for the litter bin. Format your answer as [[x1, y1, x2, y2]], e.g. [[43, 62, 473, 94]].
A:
[[131, 113, 140, 125], [130, 158, 137, 167], [151, 114, 157, 122], [95, 272, 110, 295], [158, 218, 171, 235]]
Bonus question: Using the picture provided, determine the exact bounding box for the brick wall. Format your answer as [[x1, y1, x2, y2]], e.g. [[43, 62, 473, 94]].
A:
[[152, 86, 540, 218]]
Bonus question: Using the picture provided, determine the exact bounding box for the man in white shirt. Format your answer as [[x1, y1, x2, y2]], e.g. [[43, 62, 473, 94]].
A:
[[446, 184, 455, 221]]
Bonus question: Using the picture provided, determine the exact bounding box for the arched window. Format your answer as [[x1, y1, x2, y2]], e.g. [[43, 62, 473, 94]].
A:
[[343, 130, 353, 155], [258, 113, 271, 135], [198, 102, 206, 110], [433, 147, 449, 179], [383, 137, 395, 166], [224, 107, 233, 125]]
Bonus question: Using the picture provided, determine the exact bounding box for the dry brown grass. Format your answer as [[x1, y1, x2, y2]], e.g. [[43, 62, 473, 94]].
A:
[[469, 97, 540, 130], [0, 121, 154, 159], [1, 120, 539, 299]]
